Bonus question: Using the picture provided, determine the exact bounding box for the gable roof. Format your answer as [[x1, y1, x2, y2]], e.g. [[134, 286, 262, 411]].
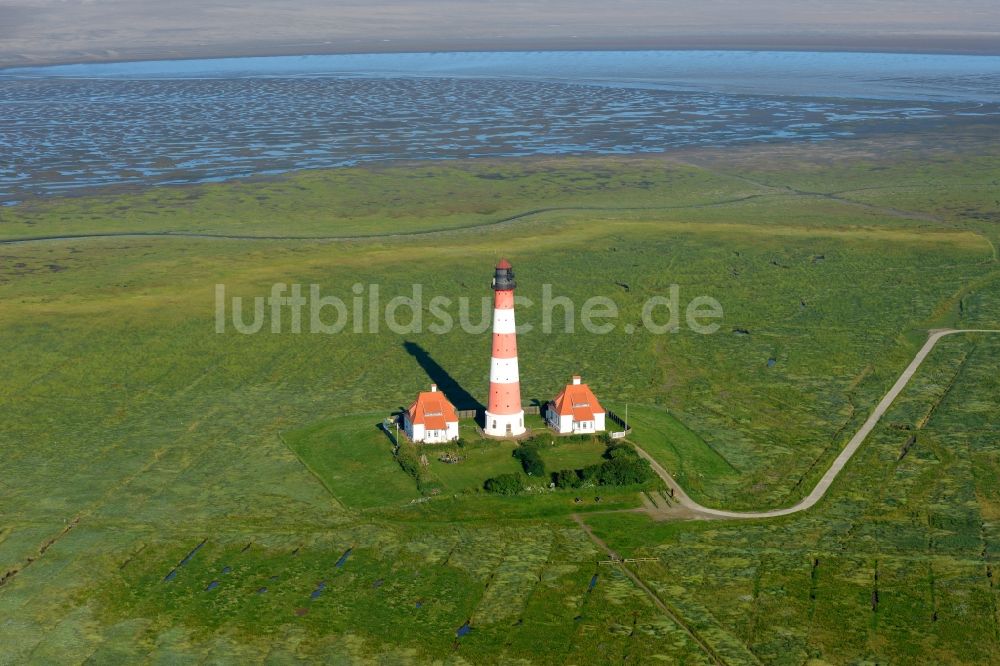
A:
[[550, 377, 605, 422], [407, 385, 459, 431]]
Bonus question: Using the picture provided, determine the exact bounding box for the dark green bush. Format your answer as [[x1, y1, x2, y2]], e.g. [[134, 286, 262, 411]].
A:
[[395, 443, 442, 495], [395, 445, 421, 478], [513, 445, 545, 477], [484, 473, 525, 495], [557, 443, 654, 489], [553, 468, 583, 489], [604, 441, 639, 460], [596, 456, 653, 486], [580, 463, 602, 482]]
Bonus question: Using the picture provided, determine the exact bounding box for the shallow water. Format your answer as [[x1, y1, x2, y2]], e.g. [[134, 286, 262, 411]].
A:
[[1, 50, 998, 202], [161, 540, 206, 582]]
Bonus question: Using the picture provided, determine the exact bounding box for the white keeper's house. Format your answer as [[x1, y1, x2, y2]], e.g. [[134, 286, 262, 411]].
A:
[[545, 375, 607, 434], [403, 384, 460, 443]]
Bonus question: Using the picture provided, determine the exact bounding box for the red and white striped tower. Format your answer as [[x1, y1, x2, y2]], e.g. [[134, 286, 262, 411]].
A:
[[484, 258, 526, 438]]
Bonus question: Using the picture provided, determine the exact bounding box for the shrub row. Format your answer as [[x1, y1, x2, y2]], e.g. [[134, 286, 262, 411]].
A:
[[512, 444, 545, 477], [484, 473, 524, 496], [486, 441, 655, 494], [395, 444, 421, 478], [394, 443, 441, 495]]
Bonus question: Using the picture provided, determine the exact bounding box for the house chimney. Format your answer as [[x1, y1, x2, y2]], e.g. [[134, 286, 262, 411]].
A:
[[430, 384, 438, 392], [572, 375, 581, 385]]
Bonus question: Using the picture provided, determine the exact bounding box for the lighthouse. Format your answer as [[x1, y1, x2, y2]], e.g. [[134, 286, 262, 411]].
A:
[[484, 258, 526, 438]]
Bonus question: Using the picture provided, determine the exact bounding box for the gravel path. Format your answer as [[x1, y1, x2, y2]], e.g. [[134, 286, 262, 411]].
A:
[[635, 328, 1000, 520]]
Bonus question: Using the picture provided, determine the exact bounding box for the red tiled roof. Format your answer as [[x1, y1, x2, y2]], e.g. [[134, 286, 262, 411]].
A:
[[551, 379, 604, 422], [407, 387, 458, 430]]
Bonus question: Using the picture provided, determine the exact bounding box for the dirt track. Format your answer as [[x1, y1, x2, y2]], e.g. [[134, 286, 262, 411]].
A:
[[635, 328, 1000, 520]]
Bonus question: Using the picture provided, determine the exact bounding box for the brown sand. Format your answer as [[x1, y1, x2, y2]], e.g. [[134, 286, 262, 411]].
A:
[[1, 1, 998, 69]]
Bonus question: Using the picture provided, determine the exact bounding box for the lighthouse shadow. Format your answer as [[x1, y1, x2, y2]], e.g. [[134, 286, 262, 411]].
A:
[[402, 341, 484, 413]]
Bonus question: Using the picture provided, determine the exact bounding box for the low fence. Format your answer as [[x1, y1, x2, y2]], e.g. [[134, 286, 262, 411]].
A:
[[606, 409, 631, 440], [600, 557, 659, 566], [380, 420, 400, 447], [456, 405, 539, 421]]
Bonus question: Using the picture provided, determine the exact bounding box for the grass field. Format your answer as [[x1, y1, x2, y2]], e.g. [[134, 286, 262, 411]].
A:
[[0, 157, 768, 241], [2, 130, 999, 663], [283, 413, 420, 509], [586, 332, 1000, 664]]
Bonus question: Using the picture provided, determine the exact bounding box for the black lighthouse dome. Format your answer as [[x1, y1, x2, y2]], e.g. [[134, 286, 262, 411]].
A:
[[492, 258, 516, 291]]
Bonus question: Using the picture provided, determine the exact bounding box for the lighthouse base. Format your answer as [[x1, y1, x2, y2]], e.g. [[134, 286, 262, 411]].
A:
[[483, 410, 526, 438]]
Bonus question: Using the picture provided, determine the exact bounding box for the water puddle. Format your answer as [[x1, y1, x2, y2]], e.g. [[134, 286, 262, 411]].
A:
[[310, 581, 327, 599], [335, 548, 352, 568], [162, 539, 207, 582], [456, 621, 471, 637]]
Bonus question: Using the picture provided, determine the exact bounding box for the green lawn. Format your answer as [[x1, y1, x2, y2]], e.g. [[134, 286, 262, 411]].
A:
[[536, 437, 608, 471], [425, 439, 521, 493], [286, 417, 620, 499], [283, 413, 420, 509], [621, 404, 741, 504]]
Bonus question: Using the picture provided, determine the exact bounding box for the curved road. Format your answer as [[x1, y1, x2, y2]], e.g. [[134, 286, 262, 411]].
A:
[[636, 328, 1000, 520], [0, 194, 812, 246]]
